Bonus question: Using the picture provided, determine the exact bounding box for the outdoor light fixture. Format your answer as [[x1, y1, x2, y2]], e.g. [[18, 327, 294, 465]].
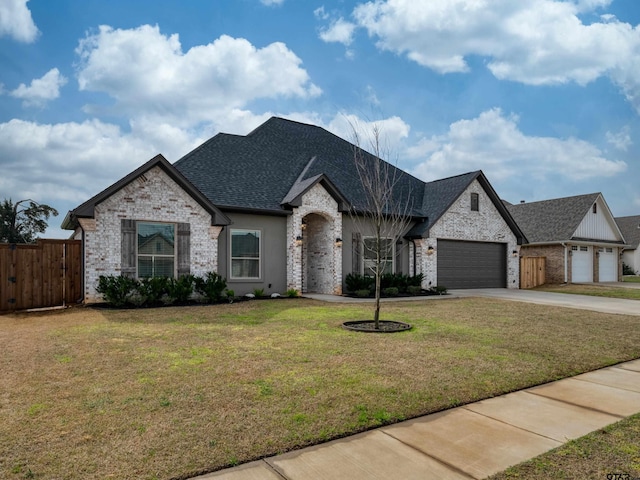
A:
[[295, 235, 303, 246], [512, 250, 518, 257], [335, 237, 343, 246], [427, 246, 434, 255]]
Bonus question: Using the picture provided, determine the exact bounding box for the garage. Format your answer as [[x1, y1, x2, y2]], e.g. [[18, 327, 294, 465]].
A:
[[571, 245, 593, 283], [437, 240, 507, 289], [598, 247, 618, 282]]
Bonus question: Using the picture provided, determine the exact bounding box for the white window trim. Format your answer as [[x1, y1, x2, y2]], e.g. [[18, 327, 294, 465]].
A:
[[229, 228, 262, 280], [362, 236, 395, 275], [136, 221, 177, 278]]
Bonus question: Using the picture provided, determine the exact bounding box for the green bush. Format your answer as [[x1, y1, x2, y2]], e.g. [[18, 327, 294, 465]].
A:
[[355, 289, 371, 298], [194, 272, 227, 303], [252, 288, 265, 298], [407, 285, 422, 295], [345, 273, 374, 293], [433, 285, 447, 295], [382, 287, 399, 296], [407, 273, 424, 287], [623, 263, 635, 276], [166, 275, 195, 304], [96, 275, 138, 307], [136, 276, 170, 306], [286, 288, 299, 298], [225, 289, 235, 303]]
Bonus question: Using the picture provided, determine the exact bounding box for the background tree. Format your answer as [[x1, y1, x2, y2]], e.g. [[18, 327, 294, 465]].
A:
[[0, 198, 59, 243], [349, 122, 414, 329]]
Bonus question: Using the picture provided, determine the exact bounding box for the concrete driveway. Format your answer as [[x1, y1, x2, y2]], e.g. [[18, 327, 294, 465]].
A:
[[452, 288, 640, 316]]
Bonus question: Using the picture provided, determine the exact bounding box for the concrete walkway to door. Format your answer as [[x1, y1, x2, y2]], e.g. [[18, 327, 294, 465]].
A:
[[452, 288, 640, 316]]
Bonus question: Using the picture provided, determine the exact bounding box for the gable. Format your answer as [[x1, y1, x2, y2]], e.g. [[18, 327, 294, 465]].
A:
[[573, 195, 624, 242]]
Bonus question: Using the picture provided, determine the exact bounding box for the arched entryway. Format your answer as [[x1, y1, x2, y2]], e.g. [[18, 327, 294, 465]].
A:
[[302, 213, 334, 293]]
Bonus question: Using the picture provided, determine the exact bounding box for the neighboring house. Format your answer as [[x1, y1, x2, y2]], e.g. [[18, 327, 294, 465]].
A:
[[506, 193, 626, 284], [62, 117, 526, 302], [616, 215, 640, 274]]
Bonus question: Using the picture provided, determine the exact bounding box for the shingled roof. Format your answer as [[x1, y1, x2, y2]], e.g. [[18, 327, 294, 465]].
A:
[[505, 193, 601, 243], [616, 215, 640, 249], [174, 117, 425, 216]]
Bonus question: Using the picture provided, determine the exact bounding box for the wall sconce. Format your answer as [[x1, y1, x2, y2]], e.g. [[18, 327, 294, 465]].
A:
[[427, 246, 434, 255], [301, 220, 307, 230], [512, 250, 518, 257], [295, 235, 303, 246], [335, 237, 343, 247]]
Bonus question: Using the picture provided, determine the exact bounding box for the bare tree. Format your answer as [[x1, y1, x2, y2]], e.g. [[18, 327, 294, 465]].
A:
[[349, 121, 414, 329]]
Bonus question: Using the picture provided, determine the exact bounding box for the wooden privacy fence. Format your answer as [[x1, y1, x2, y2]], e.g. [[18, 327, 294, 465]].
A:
[[520, 256, 546, 289], [0, 240, 82, 312]]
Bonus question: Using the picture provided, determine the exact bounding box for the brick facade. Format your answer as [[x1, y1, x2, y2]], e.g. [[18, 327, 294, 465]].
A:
[[287, 183, 342, 294], [80, 166, 218, 301], [418, 179, 520, 289]]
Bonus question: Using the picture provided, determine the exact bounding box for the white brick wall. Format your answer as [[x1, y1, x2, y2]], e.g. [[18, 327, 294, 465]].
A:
[[82, 166, 217, 301], [418, 179, 520, 288], [286, 183, 342, 294]]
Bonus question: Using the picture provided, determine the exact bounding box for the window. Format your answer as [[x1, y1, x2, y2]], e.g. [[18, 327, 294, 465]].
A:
[[137, 222, 175, 278], [606, 248, 613, 253], [572, 246, 578, 251], [580, 246, 588, 252], [363, 237, 394, 275], [593, 204, 597, 214], [470, 193, 479, 212], [231, 229, 261, 279]]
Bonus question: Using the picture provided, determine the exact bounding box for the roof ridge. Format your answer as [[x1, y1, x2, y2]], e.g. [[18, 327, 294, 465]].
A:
[[509, 192, 600, 207]]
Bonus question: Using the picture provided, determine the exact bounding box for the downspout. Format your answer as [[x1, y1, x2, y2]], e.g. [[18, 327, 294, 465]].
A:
[[562, 242, 568, 284], [410, 239, 417, 277]]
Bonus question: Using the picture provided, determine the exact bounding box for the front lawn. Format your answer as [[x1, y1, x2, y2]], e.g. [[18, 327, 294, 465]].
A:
[[536, 284, 640, 300], [2, 298, 639, 480], [624, 275, 640, 283]]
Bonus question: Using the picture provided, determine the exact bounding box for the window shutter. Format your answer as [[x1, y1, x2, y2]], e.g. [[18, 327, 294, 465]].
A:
[[121, 219, 136, 278], [352, 232, 362, 274], [177, 223, 191, 277]]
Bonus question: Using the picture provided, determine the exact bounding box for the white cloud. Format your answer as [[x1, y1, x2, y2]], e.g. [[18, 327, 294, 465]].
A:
[[606, 126, 632, 151], [327, 113, 410, 157], [10, 68, 67, 107], [350, 0, 640, 107], [75, 25, 321, 128], [260, 0, 284, 5], [319, 17, 357, 45], [0, 0, 39, 43], [314, 6, 329, 21], [411, 108, 626, 185]]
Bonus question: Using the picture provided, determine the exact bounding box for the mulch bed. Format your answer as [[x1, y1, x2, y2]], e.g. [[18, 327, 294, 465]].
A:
[[342, 320, 412, 333]]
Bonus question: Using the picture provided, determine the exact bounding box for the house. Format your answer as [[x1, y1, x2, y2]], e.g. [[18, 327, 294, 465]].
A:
[[506, 193, 626, 284], [616, 215, 640, 275], [62, 117, 526, 302]]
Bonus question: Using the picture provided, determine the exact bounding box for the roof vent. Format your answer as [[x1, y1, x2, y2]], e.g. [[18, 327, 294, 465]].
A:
[[520, 200, 525, 204]]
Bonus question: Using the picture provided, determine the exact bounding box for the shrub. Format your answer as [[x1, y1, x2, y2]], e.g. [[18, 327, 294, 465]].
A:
[[433, 285, 447, 295], [623, 262, 635, 276], [166, 275, 195, 304], [407, 285, 422, 295], [96, 275, 137, 307], [194, 272, 227, 303], [136, 276, 170, 306], [286, 288, 299, 298], [345, 273, 374, 293], [253, 288, 265, 298], [407, 273, 424, 287], [382, 287, 399, 296], [225, 289, 235, 303], [355, 289, 371, 298]]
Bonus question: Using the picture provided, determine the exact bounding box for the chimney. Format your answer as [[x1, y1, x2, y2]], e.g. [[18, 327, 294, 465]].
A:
[[520, 200, 525, 204]]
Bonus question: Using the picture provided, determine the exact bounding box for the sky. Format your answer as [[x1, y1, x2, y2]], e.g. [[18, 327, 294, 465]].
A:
[[1, 0, 639, 239]]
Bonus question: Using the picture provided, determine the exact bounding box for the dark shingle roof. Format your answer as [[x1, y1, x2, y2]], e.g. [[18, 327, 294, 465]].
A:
[[616, 215, 640, 249], [505, 193, 600, 243], [174, 117, 426, 216]]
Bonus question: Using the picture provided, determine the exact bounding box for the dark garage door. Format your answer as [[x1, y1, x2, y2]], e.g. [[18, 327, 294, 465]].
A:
[[437, 240, 507, 289]]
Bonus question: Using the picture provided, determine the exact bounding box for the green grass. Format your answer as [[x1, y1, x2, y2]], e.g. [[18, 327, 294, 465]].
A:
[[490, 413, 640, 479], [1, 298, 639, 480], [537, 284, 640, 300], [624, 275, 640, 283]]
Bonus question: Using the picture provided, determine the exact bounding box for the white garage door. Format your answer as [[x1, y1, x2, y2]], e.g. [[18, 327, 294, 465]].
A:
[[598, 248, 617, 282], [572, 245, 593, 283]]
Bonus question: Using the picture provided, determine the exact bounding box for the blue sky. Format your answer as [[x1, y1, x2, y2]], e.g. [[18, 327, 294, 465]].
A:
[[1, 0, 639, 238]]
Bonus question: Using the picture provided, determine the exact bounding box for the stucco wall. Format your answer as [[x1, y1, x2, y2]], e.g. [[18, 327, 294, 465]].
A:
[[83, 166, 216, 301], [420, 179, 520, 288], [218, 212, 288, 296], [622, 248, 640, 275]]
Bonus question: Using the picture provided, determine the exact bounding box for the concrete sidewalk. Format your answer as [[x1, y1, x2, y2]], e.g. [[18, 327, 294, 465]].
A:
[[195, 359, 640, 480]]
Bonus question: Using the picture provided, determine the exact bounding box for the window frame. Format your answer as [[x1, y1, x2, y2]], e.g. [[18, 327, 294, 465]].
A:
[[362, 236, 395, 276], [470, 192, 479, 212], [229, 228, 262, 280], [136, 221, 176, 279]]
